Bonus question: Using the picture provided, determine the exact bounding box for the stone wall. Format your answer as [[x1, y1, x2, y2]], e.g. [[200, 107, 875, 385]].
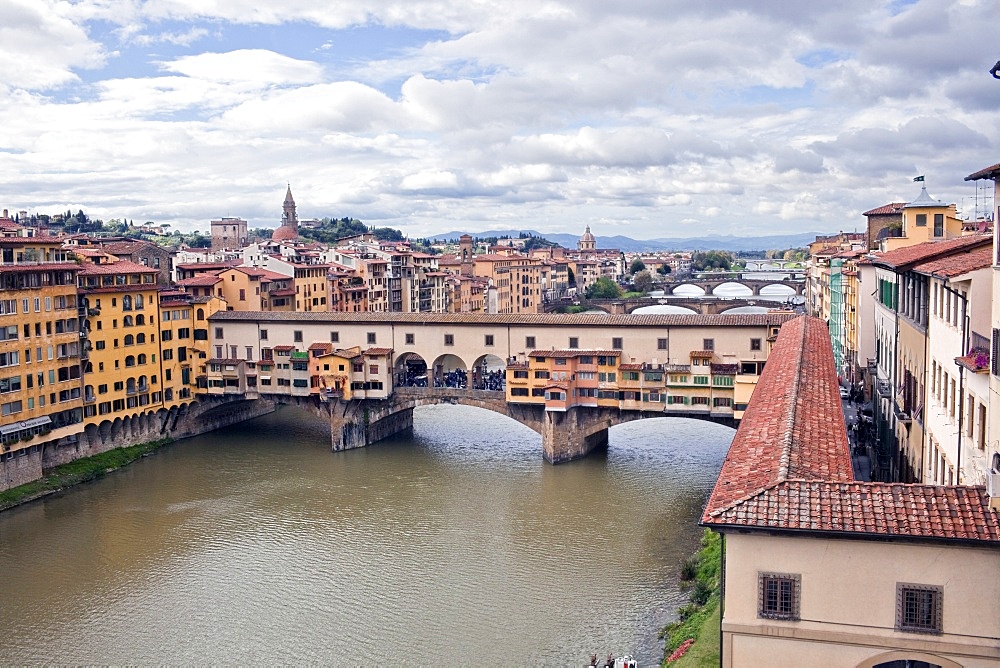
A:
[[0, 445, 43, 492]]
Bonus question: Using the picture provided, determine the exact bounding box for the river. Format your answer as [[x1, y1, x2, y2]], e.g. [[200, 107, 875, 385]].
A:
[[0, 404, 733, 665]]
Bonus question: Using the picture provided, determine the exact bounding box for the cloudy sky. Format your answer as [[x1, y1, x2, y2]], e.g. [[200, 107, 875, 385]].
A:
[[1, 0, 999, 240]]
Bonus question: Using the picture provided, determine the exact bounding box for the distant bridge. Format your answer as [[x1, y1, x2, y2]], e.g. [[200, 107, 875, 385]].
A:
[[546, 296, 792, 315], [662, 277, 805, 296]]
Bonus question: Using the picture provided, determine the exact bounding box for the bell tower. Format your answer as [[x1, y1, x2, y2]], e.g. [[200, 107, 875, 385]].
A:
[[460, 234, 474, 276]]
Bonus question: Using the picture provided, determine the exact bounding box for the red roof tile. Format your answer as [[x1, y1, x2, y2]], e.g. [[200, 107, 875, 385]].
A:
[[965, 163, 1000, 181], [702, 316, 852, 518], [870, 234, 991, 269], [701, 315, 1000, 544], [912, 245, 992, 278], [365, 347, 393, 356], [862, 202, 906, 216], [78, 259, 159, 275]]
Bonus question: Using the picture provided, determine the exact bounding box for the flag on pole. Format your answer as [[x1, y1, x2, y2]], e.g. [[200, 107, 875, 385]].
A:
[[913, 175, 925, 182]]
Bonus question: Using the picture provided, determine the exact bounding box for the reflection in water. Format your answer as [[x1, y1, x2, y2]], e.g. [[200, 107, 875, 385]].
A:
[[0, 405, 732, 665]]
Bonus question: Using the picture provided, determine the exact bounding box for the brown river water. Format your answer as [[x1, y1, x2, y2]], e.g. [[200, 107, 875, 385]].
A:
[[0, 404, 732, 665]]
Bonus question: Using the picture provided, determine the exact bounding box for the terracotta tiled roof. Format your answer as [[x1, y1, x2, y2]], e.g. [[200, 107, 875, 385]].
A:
[[177, 261, 241, 270], [690, 350, 714, 358], [701, 315, 1000, 544], [710, 363, 738, 374], [207, 358, 243, 365], [707, 481, 1000, 543], [177, 274, 222, 286], [965, 163, 1000, 181], [308, 342, 333, 353], [862, 202, 906, 216], [78, 259, 158, 275], [365, 347, 393, 356], [272, 345, 294, 352], [0, 262, 80, 273], [912, 246, 992, 278], [870, 234, 991, 269], [702, 316, 852, 519], [619, 363, 643, 370]]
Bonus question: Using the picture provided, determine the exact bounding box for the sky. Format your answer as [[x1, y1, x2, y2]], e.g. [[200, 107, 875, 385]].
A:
[[1, 0, 999, 240]]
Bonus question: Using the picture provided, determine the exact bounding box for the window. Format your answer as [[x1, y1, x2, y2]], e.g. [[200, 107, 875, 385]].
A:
[[758, 572, 800, 620], [933, 213, 944, 238], [896, 583, 942, 634], [329, 331, 338, 343], [612, 337, 622, 350], [369, 365, 379, 375], [750, 338, 761, 351], [444, 334, 454, 346], [525, 336, 536, 349], [293, 330, 303, 343], [657, 338, 667, 350], [569, 337, 579, 349], [915, 213, 927, 227], [703, 338, 714, 351], [261, 329, 268, 340], [405, 333, 414, 345], [215, 327, 224, 338], [367, 332, 376, 344], [485, 334, 494, 346]]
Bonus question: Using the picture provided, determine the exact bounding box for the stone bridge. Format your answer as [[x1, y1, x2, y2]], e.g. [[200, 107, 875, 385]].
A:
[[662, 277, 805, 296], [547, 296, 792, 315], [273, 386, 738, 464]]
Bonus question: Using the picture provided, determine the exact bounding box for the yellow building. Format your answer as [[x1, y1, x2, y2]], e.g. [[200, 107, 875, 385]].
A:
[[79, 258, 162, 425], [0, 236, 84, 481], [880, 186, 963, 252]]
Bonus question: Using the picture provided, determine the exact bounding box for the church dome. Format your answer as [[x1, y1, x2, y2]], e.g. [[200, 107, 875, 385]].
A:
[[580, 225, 596, 243], [272, 224, 297, 242]]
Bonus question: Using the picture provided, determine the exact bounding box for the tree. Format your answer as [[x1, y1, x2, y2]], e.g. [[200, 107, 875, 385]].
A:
[[632, 270, 654, 293], [586, 277, 622, 299], [691, 251, 733, 272], [629, 258, 646, 274], [567, 266, 576, 286], [656, 264, 672, 275]]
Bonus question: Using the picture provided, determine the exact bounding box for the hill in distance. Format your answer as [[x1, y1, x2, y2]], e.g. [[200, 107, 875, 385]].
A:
[[424, 230, 827, 252]]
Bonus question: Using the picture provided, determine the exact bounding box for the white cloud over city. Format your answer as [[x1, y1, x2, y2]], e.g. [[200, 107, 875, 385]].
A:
[[1, 0, 998, 239]]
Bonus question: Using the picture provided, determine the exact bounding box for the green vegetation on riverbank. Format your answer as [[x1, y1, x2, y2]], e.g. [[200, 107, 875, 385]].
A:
[[661, 529, 721, 666], [0, 438, 173, 511]]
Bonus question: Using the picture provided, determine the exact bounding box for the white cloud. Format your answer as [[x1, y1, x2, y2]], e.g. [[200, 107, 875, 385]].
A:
[[161, 49, 325, 85], [3, 0, 999, 240]]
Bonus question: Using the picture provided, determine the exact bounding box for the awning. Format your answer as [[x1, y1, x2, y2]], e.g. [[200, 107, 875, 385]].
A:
[[259, 376, 271, 381], [0, 416, 52, 435]]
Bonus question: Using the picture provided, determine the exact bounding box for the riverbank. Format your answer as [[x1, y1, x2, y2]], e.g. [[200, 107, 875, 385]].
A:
[[660, 529, 721, 666], [0, 438, 173, 512]]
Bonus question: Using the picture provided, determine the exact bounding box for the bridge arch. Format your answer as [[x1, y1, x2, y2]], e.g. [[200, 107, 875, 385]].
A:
[[432, 353, 468, 388], [709, 281, 752, 296], [395, 351, 429, 387], [471, 354, 507, 391]]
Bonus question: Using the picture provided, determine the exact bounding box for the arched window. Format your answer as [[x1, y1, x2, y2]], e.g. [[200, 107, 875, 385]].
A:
[[136, 314, 145, 326], [197, 308, 205, 320], [126, 378, 136, 393], [124, 334, 134, 346], [164, 388, 174, 401], [135, 294, 144, 309], [137, 354, 147, 365], [137, 375, 147, 389], [123, 315, 134, 327], [136, 333, 146, 344], [125, 355, 135, 367], [122, 295, 132, 311]]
